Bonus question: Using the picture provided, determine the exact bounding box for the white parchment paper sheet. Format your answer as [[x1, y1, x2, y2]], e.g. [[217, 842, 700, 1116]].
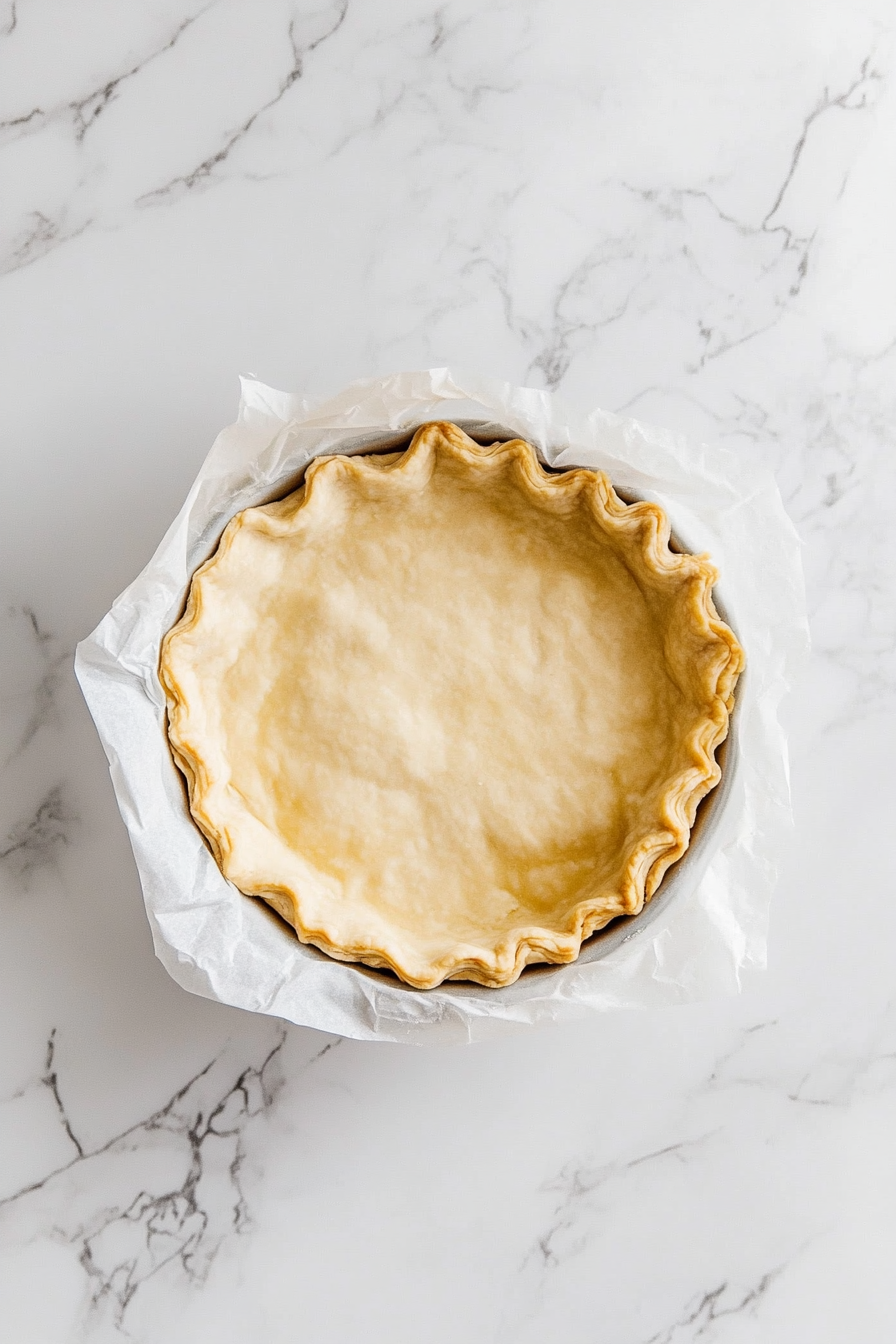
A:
[[75, 370, 808, 1043]]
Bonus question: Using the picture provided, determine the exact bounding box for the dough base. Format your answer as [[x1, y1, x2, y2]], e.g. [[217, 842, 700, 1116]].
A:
[[160, 423, 743, 988]]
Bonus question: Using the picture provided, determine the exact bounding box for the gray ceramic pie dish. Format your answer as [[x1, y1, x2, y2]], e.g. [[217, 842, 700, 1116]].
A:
[[216, 418, 743, 1002]]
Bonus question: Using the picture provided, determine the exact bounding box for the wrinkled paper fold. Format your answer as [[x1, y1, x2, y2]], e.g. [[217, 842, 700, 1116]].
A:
[[75, 370, 808, 1043]]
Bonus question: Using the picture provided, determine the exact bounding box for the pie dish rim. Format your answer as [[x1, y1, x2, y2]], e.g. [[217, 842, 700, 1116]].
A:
[[159, 420, 745, 990]]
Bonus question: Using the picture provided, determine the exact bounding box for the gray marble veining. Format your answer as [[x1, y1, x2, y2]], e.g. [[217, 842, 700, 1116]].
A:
[[1, 1, 894, 1339]]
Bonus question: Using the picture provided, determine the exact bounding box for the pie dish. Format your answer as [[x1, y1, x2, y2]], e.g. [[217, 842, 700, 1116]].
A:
[[159, 421, 744, 989]]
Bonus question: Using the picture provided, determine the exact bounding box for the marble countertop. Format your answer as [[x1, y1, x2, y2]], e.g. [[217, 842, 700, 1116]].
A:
[[2, 2, 895, 1340]]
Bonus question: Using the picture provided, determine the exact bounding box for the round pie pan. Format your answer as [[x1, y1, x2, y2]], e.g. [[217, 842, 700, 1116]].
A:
[[239, 419, 742, 1000]]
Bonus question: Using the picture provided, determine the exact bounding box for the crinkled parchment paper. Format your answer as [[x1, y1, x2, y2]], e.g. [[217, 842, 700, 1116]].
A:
[[75, 370, 808, 1043]]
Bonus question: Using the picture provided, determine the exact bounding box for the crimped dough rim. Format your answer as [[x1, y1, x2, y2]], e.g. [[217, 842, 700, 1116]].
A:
[[160, 422, 744, 989]]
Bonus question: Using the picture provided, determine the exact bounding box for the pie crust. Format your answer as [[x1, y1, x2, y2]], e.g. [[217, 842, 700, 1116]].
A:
[[160, 422, 743, 989]]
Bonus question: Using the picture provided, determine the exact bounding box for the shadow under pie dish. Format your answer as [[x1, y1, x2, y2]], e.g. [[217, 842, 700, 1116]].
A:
[[159, 421, 744, 989]]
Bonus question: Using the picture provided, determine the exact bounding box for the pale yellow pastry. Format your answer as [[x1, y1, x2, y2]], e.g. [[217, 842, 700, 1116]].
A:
[[160, 422, 743, 989]]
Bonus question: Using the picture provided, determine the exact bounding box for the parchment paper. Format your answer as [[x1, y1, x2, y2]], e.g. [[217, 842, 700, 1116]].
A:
[[75, 370, 808, 1043]]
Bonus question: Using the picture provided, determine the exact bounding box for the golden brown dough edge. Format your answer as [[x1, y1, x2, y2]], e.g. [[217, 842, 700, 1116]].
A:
[[160, 420, 745, 990]]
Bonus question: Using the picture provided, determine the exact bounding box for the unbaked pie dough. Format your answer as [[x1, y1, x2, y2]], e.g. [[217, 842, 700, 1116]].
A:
[[160, 421, 744, 988]]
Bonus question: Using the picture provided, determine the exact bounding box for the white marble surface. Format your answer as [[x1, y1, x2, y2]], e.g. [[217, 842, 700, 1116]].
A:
[[1, 1, 895, 1339]]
